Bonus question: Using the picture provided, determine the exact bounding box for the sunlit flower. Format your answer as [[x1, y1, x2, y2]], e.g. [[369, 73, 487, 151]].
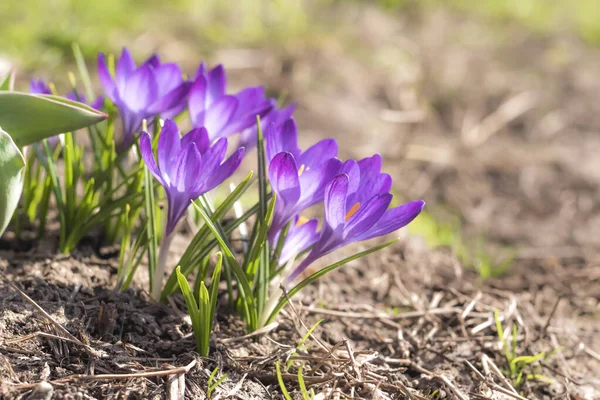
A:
[[238, 101, 296, 149], [267, 119, 341, 240], [98, 48, 191, 146], [287, 155, 425, 282], [188, 63, 272, 141], [140, 119, 245, 235]]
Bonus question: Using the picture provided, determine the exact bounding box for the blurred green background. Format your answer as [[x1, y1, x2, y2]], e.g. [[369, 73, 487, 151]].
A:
[[1, 0, 598, 71]]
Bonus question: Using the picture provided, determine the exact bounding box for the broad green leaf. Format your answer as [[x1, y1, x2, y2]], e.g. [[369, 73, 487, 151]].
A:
[[0, 92, 106, 147], [0, 128, 25, 236]]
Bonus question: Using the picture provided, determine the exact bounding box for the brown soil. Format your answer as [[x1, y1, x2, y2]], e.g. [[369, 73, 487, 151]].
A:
[[1, 3, 599, 400]]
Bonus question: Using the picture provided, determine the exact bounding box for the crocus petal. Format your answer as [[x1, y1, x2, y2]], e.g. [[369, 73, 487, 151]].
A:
[[344, 193, 392, 240], [147, 81, 191, 115], [266, 118, 301, 162], [142, 54, 161, 68], [157, 119, 182, 185], [90, 96, 105, 111], [203, 95, 238, 140], [356, 200, 425, 241], [122, 65, 157, 111], [97, 53, 117, 101], [269, 152, 302, 207], [358, 154, 383, 181], [272, 103, 297, 126], [342, 159, 361, 195], [194, 62, 207, 79], [207, 64, 226, 104], [347, 173, 392, 207], [188, 77, 208, 127], [203, 147, 245, 192], [218, 87, 272, 137], [182, 127, 210, 154], [279, 218, 319, 266], [139, 131, 165, 186], [174, 143, 202, 193], [120, 108, 144, 144], [240, 102, 297, 151], [297, 157, 342, 207], [298, 138, 338, 169], [66, 92, 86, 103], [324, 174, 349, 231], [30, 79, 51, 95], [154, 63, 183, 95], [116, 48, 136, 92], [197, 137, 228, 182]]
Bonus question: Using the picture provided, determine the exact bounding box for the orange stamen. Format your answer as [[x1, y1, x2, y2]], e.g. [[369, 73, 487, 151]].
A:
[[345, 202, 361, 221], [298, 164, 306, 176]]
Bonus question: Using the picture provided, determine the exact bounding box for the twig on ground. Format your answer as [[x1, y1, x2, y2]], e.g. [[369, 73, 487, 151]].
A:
[[481, 354, 519, 395], [343, 340, 361, 381], [465, 360, 530, 400], [11, 359, 197, 390]]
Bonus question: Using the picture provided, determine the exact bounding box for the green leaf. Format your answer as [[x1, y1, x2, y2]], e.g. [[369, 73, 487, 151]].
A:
[[298, 364, 311, 400], [144, 165, 159, 291], [192, 201, 258, 330], [275, 362, 293, 400], [209, 253, 223, 334], [176, 254, 221, 357], [0, 128, 25, 236], [176, 266, 203, 354], [0, 92, 106, 147]]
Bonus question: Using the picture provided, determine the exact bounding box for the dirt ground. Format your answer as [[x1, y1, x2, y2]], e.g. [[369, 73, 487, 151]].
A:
[[1, 3, 599, 399]]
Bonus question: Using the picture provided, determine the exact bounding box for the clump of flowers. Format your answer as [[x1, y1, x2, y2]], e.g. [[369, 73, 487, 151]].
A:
[[13, 47, 424, 357]]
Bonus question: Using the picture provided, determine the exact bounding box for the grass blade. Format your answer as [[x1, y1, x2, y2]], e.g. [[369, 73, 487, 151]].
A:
[[192, 201, 258, 331], [266, 239, 398, 324], [275, 362, 292, 400]]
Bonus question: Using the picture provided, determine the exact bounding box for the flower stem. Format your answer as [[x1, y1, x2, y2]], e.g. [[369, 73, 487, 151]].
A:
[[258, 284, 282, 329], [152, 229, 174, 301]]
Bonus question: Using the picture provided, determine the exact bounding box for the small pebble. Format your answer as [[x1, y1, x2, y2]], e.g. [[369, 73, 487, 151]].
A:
[[26, 381, 53, 400]]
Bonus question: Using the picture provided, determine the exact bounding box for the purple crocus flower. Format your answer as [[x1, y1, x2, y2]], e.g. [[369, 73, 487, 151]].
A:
[[238, 101, 296, 149], [139, 119, 245, 236], [30, 79, 105, 110], [278, 216, 319, 266], [98, 48, 191, 146], [287, 155, 425, 283], [188, 63, 273, 141], [266, 119, 341, 240]]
